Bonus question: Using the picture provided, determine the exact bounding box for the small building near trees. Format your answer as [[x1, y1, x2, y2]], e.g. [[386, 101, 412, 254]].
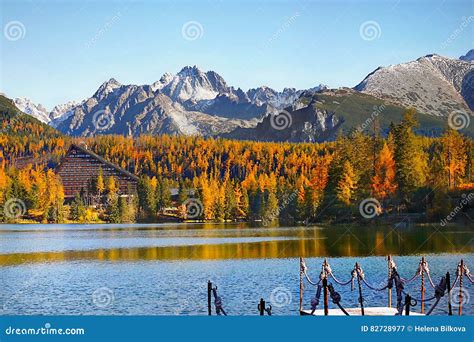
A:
[[56, 144, 138, 201]]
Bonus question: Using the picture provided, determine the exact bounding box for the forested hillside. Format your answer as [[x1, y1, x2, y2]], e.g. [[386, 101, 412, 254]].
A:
[[1, 102, 472, 224]]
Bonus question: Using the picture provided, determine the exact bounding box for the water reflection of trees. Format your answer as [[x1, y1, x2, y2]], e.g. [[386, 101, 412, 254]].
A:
[[0, 225, 471, 265]]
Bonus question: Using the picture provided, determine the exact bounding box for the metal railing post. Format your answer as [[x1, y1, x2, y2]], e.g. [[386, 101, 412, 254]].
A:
[[207, 281, 212, 316]]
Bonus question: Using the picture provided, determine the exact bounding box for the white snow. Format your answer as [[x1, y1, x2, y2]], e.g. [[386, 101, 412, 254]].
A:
[[13, 97, 50, 123], [13, 97, 82, 125], [168, 109, 199, 135]]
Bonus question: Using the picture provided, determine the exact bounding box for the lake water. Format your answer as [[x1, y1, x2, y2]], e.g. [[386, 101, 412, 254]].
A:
[[0, 223, 472, 315]]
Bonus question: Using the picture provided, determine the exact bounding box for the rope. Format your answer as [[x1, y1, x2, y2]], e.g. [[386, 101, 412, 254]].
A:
[[457, 262, 474, 284], [212, 287, 227, 316], [310, 285, 322, 314], [328, 272, 354, 286], [399, 257, 427, 284], [301, 259, 321, 286], [362, 278, 390, 291], [258, 301, 272, 316], [425, 276, 447, 316], [356, 263, 390, 291], [424, 270, 437, 289], [401, 290, 436, 303], [425, 297, 441, 316], [304, 269, 321, 286], [400, 273, 420, 284], [391, 268, 405, 315], [452, 275, 460, 287], [463, 264, 474, 283]]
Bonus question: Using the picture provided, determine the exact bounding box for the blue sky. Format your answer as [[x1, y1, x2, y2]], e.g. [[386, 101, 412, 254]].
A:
[[1, 0, 472, 109]]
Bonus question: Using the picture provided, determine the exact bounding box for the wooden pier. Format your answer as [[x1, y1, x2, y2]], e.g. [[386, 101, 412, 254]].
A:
[[301, 307, 424, 316], [299, 256, 472, 316]]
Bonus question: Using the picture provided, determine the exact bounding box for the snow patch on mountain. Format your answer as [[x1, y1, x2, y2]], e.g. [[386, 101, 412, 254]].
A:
[[50, 100, 81, 120], [13, 97, 82, 125], [153, 66, 227, 103], [13, 98, 50, 123]]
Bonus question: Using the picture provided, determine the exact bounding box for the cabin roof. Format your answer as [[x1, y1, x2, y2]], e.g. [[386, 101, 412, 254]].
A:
[[63, 143, 139, 181]]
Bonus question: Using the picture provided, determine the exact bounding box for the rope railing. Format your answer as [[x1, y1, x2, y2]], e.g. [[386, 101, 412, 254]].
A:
[[400, 273, 420, 284], [324, 262, 355, 286], [300, 258, 321, 286], [424, 269, 437, 289]]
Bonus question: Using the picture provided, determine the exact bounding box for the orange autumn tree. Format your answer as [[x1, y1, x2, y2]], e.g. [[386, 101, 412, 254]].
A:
[[371, 142, 397, 199], [337, 160, 357, 205], [0, 161, 9, 206], [441, 129, 467, 189]]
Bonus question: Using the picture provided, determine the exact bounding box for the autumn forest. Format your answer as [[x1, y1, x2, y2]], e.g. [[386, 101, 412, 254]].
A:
[[0, 107, 473, 224]]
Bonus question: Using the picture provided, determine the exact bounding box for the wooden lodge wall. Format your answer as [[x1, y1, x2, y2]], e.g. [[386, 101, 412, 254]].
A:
[[56, 144, 138, 199]]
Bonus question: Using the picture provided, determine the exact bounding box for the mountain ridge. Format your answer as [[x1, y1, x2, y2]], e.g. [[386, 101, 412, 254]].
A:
[[354, 53, 473, 115], [10, 52, 474, 142]]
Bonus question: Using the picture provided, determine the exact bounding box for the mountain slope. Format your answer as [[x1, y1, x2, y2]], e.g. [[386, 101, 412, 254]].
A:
[[460, 49, 474, 61], [54, 79, 258, 137], [54, 66, 324, 137], [13, 98, 50, 123], [354, 54, 473, 116], [0, 95, 61, 138], [152, 66, 229, 103], [13, 97, 81, 124], [15, 55, 474, 141], [223, 88, 468, 143]]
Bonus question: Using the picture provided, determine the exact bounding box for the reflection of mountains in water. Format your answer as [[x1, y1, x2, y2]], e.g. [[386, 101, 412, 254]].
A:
[[1, 225, 471, 265]]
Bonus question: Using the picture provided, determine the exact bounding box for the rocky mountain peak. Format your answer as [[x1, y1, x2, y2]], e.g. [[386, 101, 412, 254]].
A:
[[354, 54, 473, 116], [13, 97, 50, 123], [93, 78, 122, 100], [177, 65, 203, 77]]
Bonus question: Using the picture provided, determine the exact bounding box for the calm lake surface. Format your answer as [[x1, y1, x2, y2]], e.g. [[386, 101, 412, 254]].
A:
[[0, 223, 472, 315]]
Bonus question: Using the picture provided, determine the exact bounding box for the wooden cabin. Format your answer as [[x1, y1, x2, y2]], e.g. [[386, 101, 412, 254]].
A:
[[56, 144, 138, 200]]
